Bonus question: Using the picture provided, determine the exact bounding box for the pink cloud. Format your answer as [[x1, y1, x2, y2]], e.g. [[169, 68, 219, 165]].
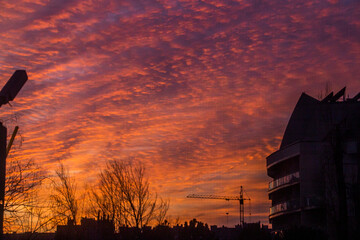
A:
[[0, 0, 360, 227]]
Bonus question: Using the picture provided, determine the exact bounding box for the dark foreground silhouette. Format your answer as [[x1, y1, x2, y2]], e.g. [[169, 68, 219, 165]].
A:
[[4, 217, 331, 240]]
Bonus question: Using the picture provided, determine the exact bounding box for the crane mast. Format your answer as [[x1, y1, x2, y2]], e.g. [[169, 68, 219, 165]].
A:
[[187, 186, 250, 226]]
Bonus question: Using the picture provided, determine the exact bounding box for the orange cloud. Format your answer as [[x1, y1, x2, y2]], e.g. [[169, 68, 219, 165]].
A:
[[0, 0, 360, 227]]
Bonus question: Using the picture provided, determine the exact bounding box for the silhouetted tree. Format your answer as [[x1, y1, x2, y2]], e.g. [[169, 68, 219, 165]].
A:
[[88, 161, 126, 228], [50, 163, 79, 225], [4, 158, 45, 233], [2, 126, 56, 234], [155, 198, 170, 226], [89, 160, 169, 229]]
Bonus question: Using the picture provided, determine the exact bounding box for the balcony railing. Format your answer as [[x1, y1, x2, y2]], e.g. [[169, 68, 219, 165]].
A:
[[270, 197, 323, 216], [269, 172, 299, 191], [270, 199, 300, 216]]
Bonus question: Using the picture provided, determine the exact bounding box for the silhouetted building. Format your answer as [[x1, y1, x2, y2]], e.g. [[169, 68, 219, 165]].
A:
[[55, 217, 115, 240], [4, 232, 54, 240], [210, 222, 271, 240], [266, 88, 360, 240], [51, 218, 270, 240]]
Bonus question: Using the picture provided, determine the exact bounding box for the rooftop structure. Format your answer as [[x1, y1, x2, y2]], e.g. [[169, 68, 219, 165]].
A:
[[55, 217, 115, 240]]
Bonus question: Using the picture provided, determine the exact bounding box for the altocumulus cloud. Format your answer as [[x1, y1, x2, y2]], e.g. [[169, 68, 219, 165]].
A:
[[0, 0, 360, 226]]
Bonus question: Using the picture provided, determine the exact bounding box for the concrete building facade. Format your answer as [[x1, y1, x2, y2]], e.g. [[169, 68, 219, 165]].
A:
[[266, 88, 360, 239]]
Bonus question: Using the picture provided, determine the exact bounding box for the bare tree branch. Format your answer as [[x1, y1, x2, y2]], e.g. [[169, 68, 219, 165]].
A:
[[89, 160, 169, 230], [4, 158, 45, 233], [155, 198, 170, 226], [50, 163, 78, 225]]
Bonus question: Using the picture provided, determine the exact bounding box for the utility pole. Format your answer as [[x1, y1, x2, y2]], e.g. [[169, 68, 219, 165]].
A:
[[0, 70, 28, 239]]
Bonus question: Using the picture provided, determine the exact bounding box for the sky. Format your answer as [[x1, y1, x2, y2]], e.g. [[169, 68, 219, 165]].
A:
[[0, 0, 360, 227]]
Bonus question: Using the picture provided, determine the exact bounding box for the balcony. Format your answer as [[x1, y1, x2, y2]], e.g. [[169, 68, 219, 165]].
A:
[[269, 172, 299, 192], [266, 142, 300, 168], [269, 199, 300, 217], [269, 197, 323, 218]]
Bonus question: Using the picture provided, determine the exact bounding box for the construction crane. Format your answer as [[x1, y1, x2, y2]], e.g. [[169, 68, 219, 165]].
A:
[[187, 186, 251, 226]]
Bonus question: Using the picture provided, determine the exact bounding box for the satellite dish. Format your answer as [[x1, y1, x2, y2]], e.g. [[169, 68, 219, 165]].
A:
[[0, 70, 28, 106]]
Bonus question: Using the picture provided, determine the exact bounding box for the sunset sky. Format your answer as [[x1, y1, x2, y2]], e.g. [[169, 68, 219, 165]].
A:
[[0, 0, 360, 227]]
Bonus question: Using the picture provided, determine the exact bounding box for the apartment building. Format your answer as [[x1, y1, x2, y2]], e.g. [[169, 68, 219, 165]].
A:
[[266, 88, 360, 239]]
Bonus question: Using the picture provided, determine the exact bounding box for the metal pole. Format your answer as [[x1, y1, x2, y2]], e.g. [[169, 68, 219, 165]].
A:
[[6, 126, 18, 158], [240, 186, 244, 226], [239, 200, 241, 226], [0, 123, 7, 239]]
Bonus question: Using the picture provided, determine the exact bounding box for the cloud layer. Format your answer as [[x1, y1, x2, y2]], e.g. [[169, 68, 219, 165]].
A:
[[1, 0, 360, 226]]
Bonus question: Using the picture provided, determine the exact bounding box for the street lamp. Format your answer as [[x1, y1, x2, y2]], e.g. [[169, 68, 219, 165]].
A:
[[0, 70, 28, 239]]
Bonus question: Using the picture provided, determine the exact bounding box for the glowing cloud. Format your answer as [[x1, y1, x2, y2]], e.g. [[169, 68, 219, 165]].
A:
[[0, 0, 359, 226]]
